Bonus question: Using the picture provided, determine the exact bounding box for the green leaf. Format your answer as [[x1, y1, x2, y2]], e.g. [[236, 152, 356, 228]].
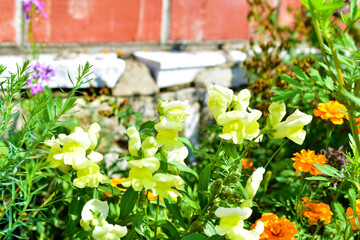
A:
[[349, 188, 357, 212], [324, 76, 334, 91], [164, 198, 187, 228], [181, 233, 208, 240], [98, 183, 123, 197], [177, 189, 201, 210], [134, 212, 152, 240], [309, 69, 324, 87], [280, 74, 304, 89], [198, 164, 212, 208], [120, 187, 139, 220], [201, 125, 221, 133], [168, 161, 199, 180], [208, 235, 225, 240], [148, 220, 181, 239], [342, 91, 360, 107], [271, 89, 298, 102], [224, 141, 239, 159], [305, 176, 329, 181], [318, 90, 330, 103], [65, 196, 84, 236], [314, 164, 341, 178], [341, 12, 350, 25], [303, 91, 316, 103], [351, 0, 357, 20], [139, 120, 157, 131], [178, 137, 193, 151], [332, 202, 346, 222], [292, 66, 310, 84]]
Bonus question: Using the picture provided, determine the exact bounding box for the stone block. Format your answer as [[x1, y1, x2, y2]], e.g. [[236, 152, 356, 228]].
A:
[[112, 59, 158, 97]]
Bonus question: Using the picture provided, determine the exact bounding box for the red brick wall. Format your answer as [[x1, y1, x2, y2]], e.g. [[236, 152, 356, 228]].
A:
[[0, 0, 17, 43], [0, 0, 303, 44]]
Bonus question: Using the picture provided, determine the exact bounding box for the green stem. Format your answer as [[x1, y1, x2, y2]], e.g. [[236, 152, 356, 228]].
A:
[[154, 197, 160, 240], [348, 107, 360, 162], [264, 139, 289, 169], [310, 224, 321, 240]]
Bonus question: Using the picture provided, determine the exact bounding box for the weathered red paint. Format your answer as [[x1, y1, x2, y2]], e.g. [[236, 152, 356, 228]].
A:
[[0, 0, 16, 43], [33, 0, 162, 43], [170, 0, 250, 41]]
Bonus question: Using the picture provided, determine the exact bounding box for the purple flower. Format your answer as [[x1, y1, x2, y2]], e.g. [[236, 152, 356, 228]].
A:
[[320, 146, 350, 171], [27, 62, 55, 95], [22, 0, 48, 20]]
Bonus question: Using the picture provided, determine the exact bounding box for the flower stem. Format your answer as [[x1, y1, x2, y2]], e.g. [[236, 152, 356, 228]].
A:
[[264, 139, 289, 169]]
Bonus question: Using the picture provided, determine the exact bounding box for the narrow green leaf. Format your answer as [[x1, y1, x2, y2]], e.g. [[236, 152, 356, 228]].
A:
[[98, 183, 123, 197], [178, 137, 193, 151], [168, 161, 199, 180], [198, 164, 212, 208], [201, 125, 221, 133], [280, 74, 303, 88], [292, 66, 310, 84], [349, 188, 357, 212], [181, 233, 208, 240], [342, 91, 360, 107], [309, 69, 324, 87], [305, 176, 329, 181], [164, 198, 187, 228], [139, 120, 157, 131], [120, 187, 139, 220], [314, 164, 341, 178], [148, 220, 181, 239], [351, 0, 357, 20], [65, 196, 84, 235]]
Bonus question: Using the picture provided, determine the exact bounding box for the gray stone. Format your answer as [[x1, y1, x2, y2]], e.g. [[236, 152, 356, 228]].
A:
[[112, 59, 158, 97], [193, 65, 247, 88]]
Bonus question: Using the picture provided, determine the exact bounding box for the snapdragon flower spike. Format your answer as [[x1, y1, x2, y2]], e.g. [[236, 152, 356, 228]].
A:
[[245, 167, 265, 199], [207, 84, 234, 121], [73, 164, 108, 188], [126, 126, 141, 157], [22, 0, 48, 20]]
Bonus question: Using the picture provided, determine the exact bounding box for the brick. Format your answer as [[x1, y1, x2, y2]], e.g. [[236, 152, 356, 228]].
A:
[[0, 0, 17, 43], [170, 0, 250, 41], [33, 0, 162, 43], [278, 0, 303, 26]]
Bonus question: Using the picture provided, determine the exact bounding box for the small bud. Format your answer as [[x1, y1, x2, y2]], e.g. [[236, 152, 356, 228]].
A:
[[317, 217, 325, 227], [219, 187, 233, 200], [210, 179, 223, 195], [228, 172, 241, 183]]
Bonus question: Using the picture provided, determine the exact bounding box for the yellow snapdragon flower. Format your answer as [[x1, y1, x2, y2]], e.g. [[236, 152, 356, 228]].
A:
[[233, 89, 251, 111], [166, 146, 188, 165], [44, 136, 71, 173], [92, 223, 128, 240], [152, 173, 184, 199], [245, 167, 265, 199], [207, 84, 234, 121], [158, 100, 189, 123], [121, 157, 160, 191], [73, 164, 108, 188], [215, 207, 263, 240], [141, 136, 158, 158], [126, 126, 141, 157], [267, 102, 312, 145], [217, 109, 262, 144], [80, 199, 109, 231], [156, 129, 183, 151]]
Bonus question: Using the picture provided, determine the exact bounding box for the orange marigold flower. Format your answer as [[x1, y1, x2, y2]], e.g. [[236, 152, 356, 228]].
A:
[[356, 118, 360, 134], [105, 178, 126, 197], [300, 198, 333, 225], [346, 199, 360, 230], [291, 149, 327, 176], [241, 158, 254, 169], [252, 213, 298, 240], [313, 100, 347, 125]]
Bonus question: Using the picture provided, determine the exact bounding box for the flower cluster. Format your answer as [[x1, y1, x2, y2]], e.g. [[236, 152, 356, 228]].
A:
[[252, 213, 298, 240], [215, 168, 266, 239], [80, 199, 127, 240], [121, 100, 189, 199], [22, 0, 48, 20], [346, 199, 360, 231], [320, 146, 349, 172], [27, 62, 55, 95], [45, 123, 108, 188], [267, 102, 312, 145], [291, 149, 327, 176], [314, 100, 347, 125], [300, 198, 333, 225], [207, 84, 262, 144]]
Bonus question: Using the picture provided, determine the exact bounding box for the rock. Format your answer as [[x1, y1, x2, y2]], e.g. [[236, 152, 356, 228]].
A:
[[112, 59, 158, 97], [193, 65, 247, 88]]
